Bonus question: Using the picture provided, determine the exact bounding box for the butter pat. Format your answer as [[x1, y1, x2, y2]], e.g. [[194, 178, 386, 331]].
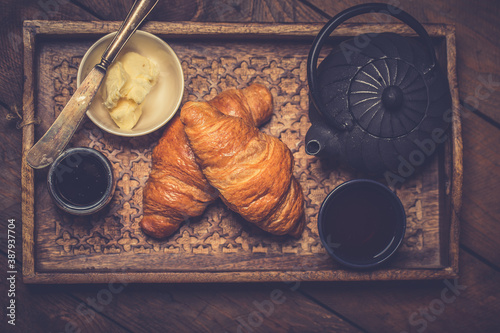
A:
[[101, 52, 159, 130], [109, 99, 143, 130]]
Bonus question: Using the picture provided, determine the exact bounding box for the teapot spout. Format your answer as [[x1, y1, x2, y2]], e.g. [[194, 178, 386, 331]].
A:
[[305, 121, 341, 158], [305, 139, 323, 156]]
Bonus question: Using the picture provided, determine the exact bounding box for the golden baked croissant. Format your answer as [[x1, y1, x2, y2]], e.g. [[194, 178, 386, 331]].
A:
[[141, 84, 273, 238], [180, 100, 305, 237]]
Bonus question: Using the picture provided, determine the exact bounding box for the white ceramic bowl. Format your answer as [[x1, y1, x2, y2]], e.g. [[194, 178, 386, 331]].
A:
[[77, 30, 184, 137]]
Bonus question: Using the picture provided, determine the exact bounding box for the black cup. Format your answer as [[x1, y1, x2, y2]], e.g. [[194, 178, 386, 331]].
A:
[[47, 147, 115, 215], [318, 179, 406, 268]]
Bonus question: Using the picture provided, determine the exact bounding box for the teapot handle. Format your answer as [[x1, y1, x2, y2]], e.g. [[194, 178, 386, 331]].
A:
[[307, 2, 437, 130]]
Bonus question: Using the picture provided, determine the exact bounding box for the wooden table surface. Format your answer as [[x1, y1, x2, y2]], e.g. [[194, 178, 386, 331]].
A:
[[1, 0, 499, 332]]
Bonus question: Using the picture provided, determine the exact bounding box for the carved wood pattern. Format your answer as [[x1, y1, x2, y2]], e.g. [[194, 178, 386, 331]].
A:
[[33, 37, 442, 273]]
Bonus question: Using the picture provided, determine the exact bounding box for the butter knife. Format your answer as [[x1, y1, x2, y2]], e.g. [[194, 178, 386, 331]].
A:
[[26, 0, 159, 169]]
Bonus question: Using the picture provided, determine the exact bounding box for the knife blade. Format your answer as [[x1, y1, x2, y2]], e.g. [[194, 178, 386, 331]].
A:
[[26, 67, 106, 169]]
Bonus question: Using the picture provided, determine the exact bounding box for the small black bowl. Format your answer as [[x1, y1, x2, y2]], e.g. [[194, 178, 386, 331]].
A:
[[318, 179, 406, 269], [47, 147, 115, 215]]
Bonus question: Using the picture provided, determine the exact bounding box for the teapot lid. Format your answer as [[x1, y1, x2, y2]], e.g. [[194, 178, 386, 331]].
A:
[[337, 33, 430, 138]]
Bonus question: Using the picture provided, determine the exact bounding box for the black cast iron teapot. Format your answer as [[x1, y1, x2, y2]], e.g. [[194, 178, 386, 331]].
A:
[[306, 3, 452, 181]]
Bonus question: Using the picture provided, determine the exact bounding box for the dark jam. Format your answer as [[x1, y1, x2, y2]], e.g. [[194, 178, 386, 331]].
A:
[[323, 184, 399, 263], [53, 152, 108, 207]]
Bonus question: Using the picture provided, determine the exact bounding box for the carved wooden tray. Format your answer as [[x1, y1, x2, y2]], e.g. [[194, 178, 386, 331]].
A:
[[21, 21, 461, 283]]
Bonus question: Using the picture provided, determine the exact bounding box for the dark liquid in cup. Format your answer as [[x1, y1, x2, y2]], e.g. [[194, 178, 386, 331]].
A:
[[53, 153, 108, 207], [323, 184, 399, 263]]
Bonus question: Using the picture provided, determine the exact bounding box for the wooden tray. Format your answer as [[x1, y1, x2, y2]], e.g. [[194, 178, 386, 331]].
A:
[[22, 21, 462, 283]]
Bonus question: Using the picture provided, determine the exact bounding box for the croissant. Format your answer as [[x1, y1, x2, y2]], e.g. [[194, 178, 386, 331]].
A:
[[141, 84, 273, 238], [180, 100, 305, 237]]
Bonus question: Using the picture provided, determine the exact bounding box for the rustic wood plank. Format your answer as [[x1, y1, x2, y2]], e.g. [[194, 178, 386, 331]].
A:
[[301, 249, 500, 333], [21, 22, 36, 279], [73, 0, 134, 20], [0, 254, 125, 333], [74, 0, 201, 21], [182, 0, 325, 23], [0, 104, 22, 214], [27, 19, 454, 38], [51, 282, 363, 333], [305, 0, 500, 123], [460, 110, 500, 267], [444, 25, 462, 274]]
